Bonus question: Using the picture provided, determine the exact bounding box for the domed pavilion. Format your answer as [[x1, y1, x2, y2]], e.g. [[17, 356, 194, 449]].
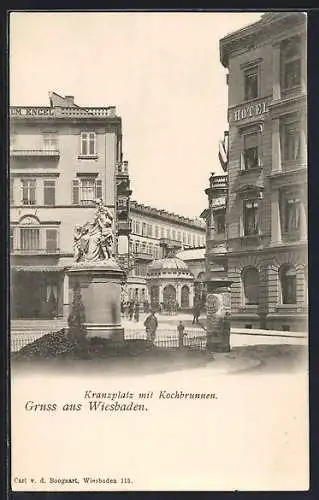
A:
[[146, 242, 194, 312]]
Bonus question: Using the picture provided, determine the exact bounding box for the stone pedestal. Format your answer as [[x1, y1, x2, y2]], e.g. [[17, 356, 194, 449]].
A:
[[67, 259, 125, 343], [204, 278, 232, 353]]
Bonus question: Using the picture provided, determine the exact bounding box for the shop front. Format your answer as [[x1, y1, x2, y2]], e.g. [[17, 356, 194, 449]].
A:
[[11, 266, 65, 319]]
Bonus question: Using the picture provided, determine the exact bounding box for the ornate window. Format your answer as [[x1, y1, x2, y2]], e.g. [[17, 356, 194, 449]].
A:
[[215, 211, 226, 233], [280, 190, 301, 238], [80, 131, 96, 156], [243, 133, 259, 170], [46, 229, 58, 252], [281, 36, 301, 90], [43, 180, 56, 206], [242, 267, 260, 305], [181, 285, 190, 308], [279, 264, 297, 304], [244, 66, 259, 101], [42, 132, 58, 151], [21, 179, 36, 205], [20, 227, 40, 251], [281, 116, 301, 163], [243, 200, 259, 236], [72, 178, 102, 205]]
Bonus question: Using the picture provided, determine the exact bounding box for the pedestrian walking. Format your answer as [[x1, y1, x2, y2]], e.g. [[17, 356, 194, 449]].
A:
[[134, 302, 140, 322], [177, 320, 186, 348], [144, 311, 158, 344]]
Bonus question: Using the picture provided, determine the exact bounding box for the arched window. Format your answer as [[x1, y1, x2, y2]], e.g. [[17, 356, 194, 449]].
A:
[[181, 285, 190, 308], [150, 285, 159, 308], [163, 285, 176, 308], [242, 267, 260, 305], [280, 264, 297, 304]]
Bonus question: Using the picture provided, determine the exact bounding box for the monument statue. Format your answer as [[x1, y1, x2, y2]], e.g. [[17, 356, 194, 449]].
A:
[[73, 198, 114, 263]]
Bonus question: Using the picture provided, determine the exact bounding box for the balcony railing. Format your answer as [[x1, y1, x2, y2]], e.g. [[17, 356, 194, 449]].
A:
[[159, 238, 182, 248], [117, 221, 132, 234], [12, 248, 60, 255], [212, 174, 228, 188], [10, 106, 117, 119], [133, 252, 153, 261], [117, 161, 129, 174], [10, 148, 60, 158]]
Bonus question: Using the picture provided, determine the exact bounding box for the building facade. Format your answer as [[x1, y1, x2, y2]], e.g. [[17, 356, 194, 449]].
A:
[[210, 12, 307, 331], [119, 201, 206, 304], [10, 92, 128, 319]]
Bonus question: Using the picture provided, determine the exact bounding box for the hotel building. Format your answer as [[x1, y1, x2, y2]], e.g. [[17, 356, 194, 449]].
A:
[[206, 12, 307, 331], [10, 92, 128, 319], [10, 92, 206, 318]]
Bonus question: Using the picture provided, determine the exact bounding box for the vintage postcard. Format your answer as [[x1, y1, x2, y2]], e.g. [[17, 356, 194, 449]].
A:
[[9, 11, 308, 491]]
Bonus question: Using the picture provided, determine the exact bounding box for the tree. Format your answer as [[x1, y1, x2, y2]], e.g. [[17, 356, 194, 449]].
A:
[[67, 281, 86, 345]]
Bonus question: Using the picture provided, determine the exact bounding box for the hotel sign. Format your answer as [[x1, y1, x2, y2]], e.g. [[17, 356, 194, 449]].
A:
[[10, 107, 55, 117], [229, 97, 271, 124], [212, 197, 226, 208]]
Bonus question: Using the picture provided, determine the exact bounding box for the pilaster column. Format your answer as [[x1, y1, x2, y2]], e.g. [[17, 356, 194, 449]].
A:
[[176, 283, 182, 308], [272, 118, 282, 173], [299, 197, 307, 241], [158, 284, 163, 304], [271, 190, 282, 245], [272, 43, 281, 101], [301, 36, 307, 94], [189, 285, 194, 309], [300, 111, 307, 165], [63, 272, 69, 319]]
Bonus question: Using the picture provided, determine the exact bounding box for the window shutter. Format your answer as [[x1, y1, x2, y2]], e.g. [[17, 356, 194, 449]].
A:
[[46, 229, 58, 251], [72, 180, 80, 205], [10, 179, 14, 204], [95, 179, 102, 200]]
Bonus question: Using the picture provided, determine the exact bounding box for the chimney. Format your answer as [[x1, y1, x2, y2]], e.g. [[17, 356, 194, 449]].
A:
[[65, 95, 75, 106]]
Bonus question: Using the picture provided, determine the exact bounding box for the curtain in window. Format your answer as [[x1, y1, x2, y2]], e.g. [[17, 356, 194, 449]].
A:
[[287, 198, 301, 231], [280, 265, 297, 304], [244, 201, 258, 235], [243, 267, 259, 305]]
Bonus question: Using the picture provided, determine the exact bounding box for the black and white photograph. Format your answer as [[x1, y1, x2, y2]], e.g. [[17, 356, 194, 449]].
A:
[[9, 11, 308, 491]]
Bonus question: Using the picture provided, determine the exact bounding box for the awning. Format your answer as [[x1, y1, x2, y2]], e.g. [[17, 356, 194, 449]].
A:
[[12, 265, 65, 273]]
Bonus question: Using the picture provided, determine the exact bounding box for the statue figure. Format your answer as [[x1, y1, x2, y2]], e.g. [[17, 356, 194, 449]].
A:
[[73, 198, 114, 263]]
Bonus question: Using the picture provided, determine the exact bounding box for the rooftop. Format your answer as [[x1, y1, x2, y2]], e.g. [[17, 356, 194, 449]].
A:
[[10, 92, 118, 120], [220, 12, 306, 68], [176, 247, 206, 261], [130, 200, 206, 229]]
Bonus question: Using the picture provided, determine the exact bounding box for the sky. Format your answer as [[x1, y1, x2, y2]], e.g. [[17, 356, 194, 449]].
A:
[[10, 11, 262, 218]]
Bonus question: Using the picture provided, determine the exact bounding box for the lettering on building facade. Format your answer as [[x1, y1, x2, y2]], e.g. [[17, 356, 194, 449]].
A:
[[229, 98, 271, 124], [10, 107, 55, 117], [212, 197, 226, 208]]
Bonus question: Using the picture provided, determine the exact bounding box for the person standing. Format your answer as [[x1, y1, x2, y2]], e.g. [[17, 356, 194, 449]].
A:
[[177, 320, 185, 349], [144, 311, 158, 344], [192, 303, 201, 324]]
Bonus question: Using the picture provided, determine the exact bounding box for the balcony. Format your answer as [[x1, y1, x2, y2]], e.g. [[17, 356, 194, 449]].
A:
[[159, 238, 182, 249], [117, 161, 129, 175], [212, 175, 228, 189], [12, 247, 60, 256], [117, 221, 132, 235], [10, 106, 117, 119], [133, 252, 153, 262], [10, 148, 60, 159]]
